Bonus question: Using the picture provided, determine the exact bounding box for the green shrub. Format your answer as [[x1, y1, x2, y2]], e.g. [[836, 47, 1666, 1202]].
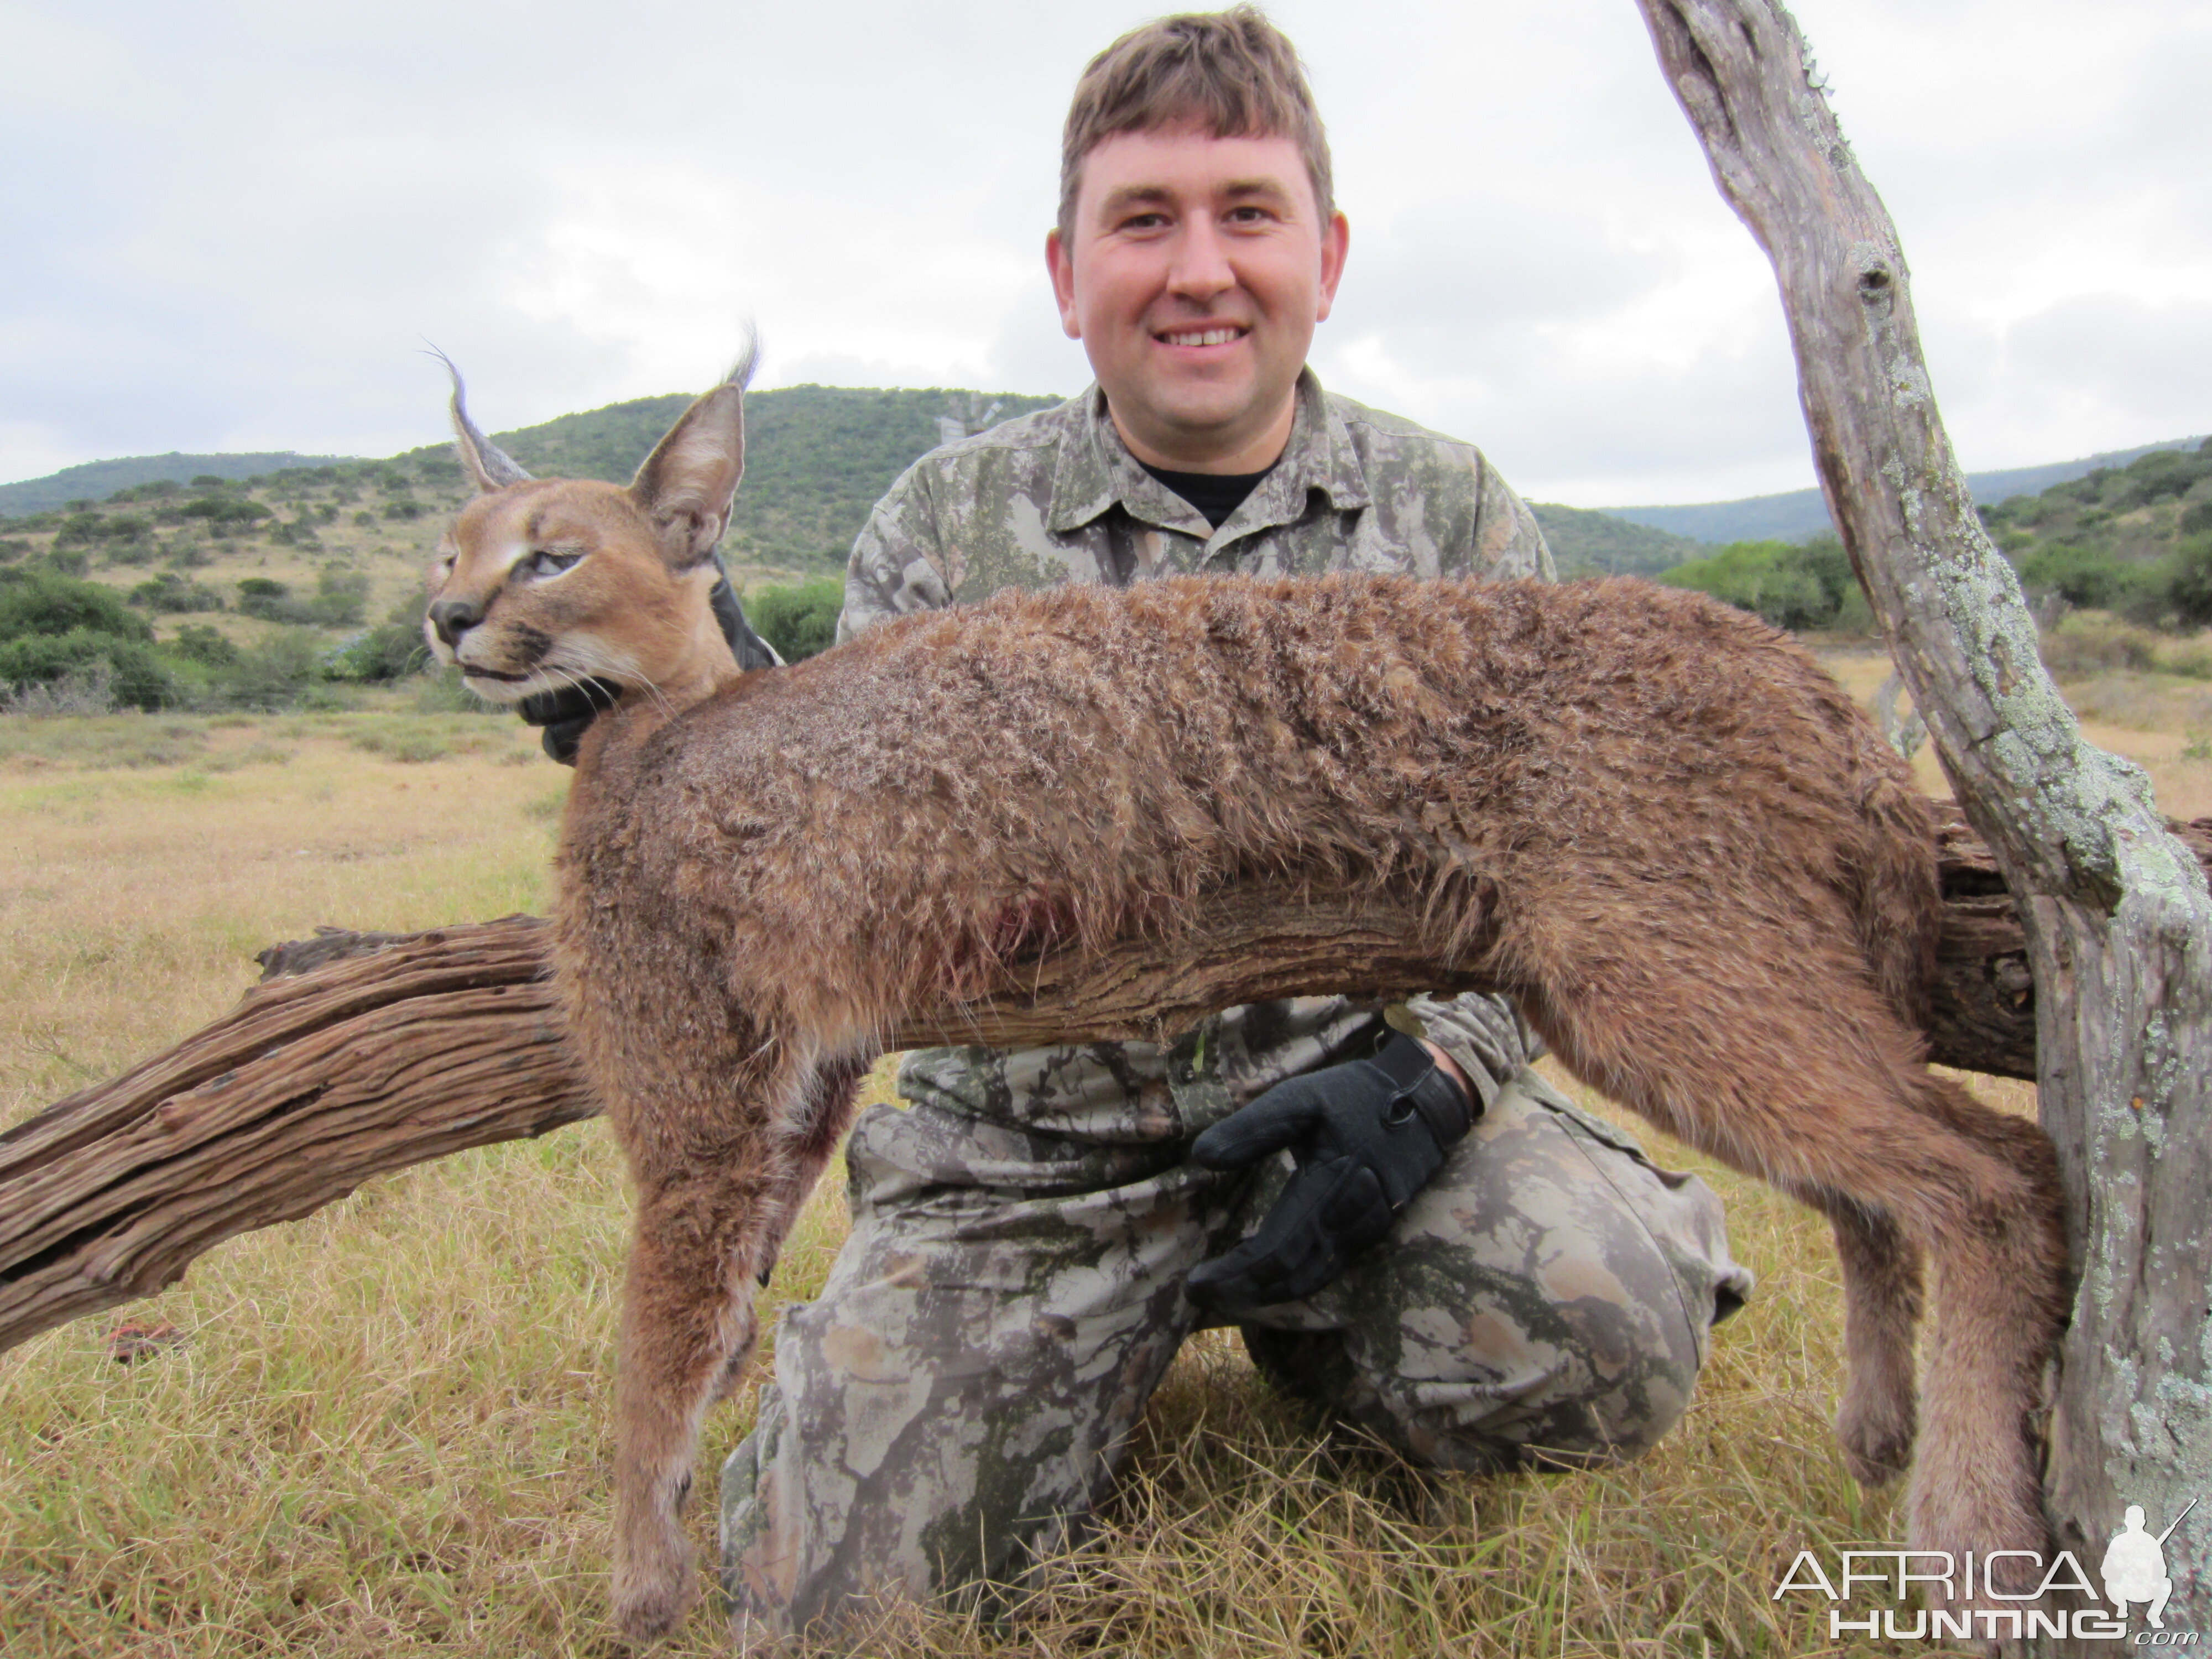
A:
[[0, 566, 153, 643], [310, 568, 371, 627], [2013, 542, 2163, 614], [181, 495, 272, 528], [168, 624, 239, 667], [0, 629, 175, 709], [2169, 534, 2212, 631], [212, 628, 324, 709], [1653, 537, 1858, 632], [744, 577, 843, 661], [131, 573, 226, 613]]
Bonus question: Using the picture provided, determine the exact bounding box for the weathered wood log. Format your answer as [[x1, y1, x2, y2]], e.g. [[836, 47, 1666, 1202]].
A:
[[1636, 1, 2212, 1642], [4, 808, 2206, 1364]]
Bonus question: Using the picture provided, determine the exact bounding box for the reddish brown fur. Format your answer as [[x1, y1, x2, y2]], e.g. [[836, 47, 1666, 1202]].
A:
[[426, 376, 2068, 1643]]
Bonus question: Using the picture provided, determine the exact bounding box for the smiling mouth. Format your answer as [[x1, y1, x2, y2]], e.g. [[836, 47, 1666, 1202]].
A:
[[1156, 326, 1248, 347], [460, 665, 531, 682]]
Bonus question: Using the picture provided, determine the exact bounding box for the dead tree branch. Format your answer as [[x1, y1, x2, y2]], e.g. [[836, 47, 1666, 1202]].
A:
[[1635, 0, 2212, 1632], [4, 811, 2204, 1364]]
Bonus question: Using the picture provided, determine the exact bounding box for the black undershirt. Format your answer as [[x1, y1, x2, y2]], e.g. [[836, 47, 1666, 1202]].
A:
[[1139, 460, 1276, 531]]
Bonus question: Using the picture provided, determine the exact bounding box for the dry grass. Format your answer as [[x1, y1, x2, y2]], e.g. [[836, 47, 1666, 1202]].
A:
[[0, 651, 2194, 1657]]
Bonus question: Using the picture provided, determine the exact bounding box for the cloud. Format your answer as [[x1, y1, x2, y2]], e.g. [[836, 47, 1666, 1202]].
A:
[[0, 0, 2204, 505]]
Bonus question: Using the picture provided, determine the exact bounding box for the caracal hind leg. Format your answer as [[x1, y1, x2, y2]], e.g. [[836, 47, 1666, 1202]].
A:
[[1520, 947, 2066, 1586], [1812, 1196, 1923, 1486], [609, 1070, 823, 1643], [716, 1053, 872, 1402], [1898, 1072, 2066, 1593]]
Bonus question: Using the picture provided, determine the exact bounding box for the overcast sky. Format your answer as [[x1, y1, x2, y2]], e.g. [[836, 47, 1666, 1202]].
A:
[[3, 0, 2206, 506]]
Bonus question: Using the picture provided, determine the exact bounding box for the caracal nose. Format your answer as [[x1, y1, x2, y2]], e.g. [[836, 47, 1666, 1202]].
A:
[[429, 596, 485, 647]]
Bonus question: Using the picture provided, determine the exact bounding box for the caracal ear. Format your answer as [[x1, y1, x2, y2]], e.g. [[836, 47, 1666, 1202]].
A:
[[432, 349, 535, 494], [630, 341, 759, 569]]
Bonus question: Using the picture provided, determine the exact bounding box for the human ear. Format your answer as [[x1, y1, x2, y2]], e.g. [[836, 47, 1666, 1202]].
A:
[[1046, 227, 1083, 341], [1314, 211, 1350, 324]]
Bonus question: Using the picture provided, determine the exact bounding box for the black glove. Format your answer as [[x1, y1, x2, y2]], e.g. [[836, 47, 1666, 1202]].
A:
[[1184, 1030, 1478, 1315], [517, 558, 779, 765], [518, 676, 625, 765]]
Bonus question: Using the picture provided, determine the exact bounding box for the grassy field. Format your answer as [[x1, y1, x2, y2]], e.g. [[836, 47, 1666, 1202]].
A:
[[1, 651, 2206, 1657]]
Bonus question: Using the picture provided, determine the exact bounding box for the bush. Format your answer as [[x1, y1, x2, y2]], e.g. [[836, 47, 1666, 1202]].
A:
[[131, 573, 226, 613], [0, 628, 174, 709], [1653, 537, 1858, 632], [1, 661, 118, 716], [0, 566, 153, 643], [212, 628, 324, 709], [326, 594, 431, 682], [2013, 542, 2160, 613], [181, 496, 272, 528], [107, 479, 182, 504], [168, 624, 239, 667], [2170, 534, 2212, 631], [744, 577, 844, 661]]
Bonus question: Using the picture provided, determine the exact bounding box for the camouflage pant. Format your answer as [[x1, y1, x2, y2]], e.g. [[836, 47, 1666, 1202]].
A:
[[719, 1015, 1750, 1646]]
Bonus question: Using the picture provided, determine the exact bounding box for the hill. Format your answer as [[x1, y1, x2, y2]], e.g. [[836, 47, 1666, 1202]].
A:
[[1975, 437, 2212, 625], [1607, 436, 2209, 545], [1641, 436, 2212, 637], [0, 387, 1076, 697], [0, 452, 356, 518], [1527, 502, 1704, 578], [469, 384, 1065, 572]]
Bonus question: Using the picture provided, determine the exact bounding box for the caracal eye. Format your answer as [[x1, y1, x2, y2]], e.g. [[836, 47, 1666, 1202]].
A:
[[527, 549, 583, 578]]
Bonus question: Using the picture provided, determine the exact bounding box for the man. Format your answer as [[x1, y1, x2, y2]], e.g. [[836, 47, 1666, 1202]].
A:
[[533, 8, 1749, 1646]]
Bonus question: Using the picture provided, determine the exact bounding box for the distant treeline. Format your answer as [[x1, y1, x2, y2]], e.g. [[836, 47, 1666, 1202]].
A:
[[0, 562, 848, 715], [1656, 439, 2212, 638]]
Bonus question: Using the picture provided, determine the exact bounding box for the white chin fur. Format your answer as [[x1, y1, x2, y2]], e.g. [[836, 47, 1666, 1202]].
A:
[[457, 669, 535, 706]]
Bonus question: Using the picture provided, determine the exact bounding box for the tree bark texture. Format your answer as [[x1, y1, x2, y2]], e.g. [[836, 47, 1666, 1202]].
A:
[[4, 812, 2204, 1369], [1635, 0, 2212, 1641]]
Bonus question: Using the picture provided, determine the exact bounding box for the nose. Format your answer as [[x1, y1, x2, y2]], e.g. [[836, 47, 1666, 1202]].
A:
[[1167, 217, 1236, 303], [429, 596, 484, 647]]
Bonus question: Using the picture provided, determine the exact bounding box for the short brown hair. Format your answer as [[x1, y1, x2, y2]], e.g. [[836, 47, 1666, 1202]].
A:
[[1058, 7, 1333, 243]]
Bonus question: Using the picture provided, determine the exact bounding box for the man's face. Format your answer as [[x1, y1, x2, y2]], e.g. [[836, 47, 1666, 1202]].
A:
[[1047, 124, 1348, 473]]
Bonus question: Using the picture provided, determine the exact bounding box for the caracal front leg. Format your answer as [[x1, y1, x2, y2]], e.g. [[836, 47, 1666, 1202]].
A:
[[611, 1131, 799, 1641]]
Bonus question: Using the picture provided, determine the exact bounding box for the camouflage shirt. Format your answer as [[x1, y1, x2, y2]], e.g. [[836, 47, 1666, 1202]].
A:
[[837, 368, 1556, 1100], [837, 369, 1555, 640]]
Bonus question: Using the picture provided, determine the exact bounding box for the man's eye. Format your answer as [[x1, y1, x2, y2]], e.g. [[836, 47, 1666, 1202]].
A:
[[527, 550, 581, 577]]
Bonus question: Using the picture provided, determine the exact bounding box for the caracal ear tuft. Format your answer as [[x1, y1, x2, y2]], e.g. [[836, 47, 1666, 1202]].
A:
[[432, 349, 535, 493], [629, 338, 759, 569]]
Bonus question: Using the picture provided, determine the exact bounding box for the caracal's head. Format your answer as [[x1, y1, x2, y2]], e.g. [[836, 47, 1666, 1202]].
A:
[[424, 349, 760, 714]]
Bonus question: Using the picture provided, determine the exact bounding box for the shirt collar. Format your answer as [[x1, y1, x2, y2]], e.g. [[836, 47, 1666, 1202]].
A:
[[1045, 369, 1373, 538]]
